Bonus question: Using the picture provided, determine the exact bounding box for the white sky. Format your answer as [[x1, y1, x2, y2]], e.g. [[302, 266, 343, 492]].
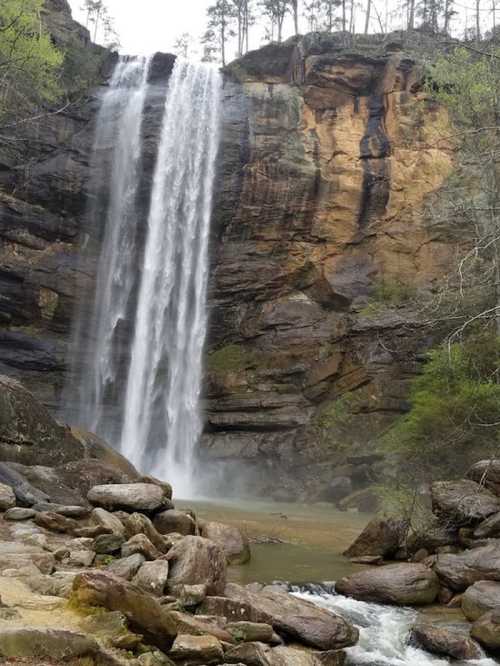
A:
[[68, 0, 497, 58]]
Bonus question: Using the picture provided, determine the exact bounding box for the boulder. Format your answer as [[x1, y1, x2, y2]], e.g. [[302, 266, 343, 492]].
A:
[[0, 627, 99, 660], [343, 517, 407, 559], [474, 512, 500, 539], [471, 609, 500, 652], [167, 536, 227, 595], [410, 622, 482, 660], [57, 459, 137, 498], [124, 512, 169, 552], [462, 581, 500, 621], [0, 483, 16, 511], [154, 509, 196, 536], [467, 459, 500, 496], [6, 462, 87, 506], [178, 583, 208, 607], [106, 553, 146, 580], [72, 569, 178, 650], [200, 520, 251, 565], [133, 560, 170, 596], [0, 375, 84, 466], [70, 427, 139, 479], [32, 502, 90, 518], [139, 474, 173, 500], [0, 541, 54, 574], [0, 463, 50, 506], [431, 480, 500, 526], [169, 634, 223, 665], [68, 549, 96, 567], [91, 507, 125, 536], [335, 563, 439, 605], [434, 543, 500, 591], [4, 507, 34, 521], [88, 483, 171, 513], [34, 510, 78, 533], [121, 534, 162, 560], [168, 610, 234, 643], [197, 596, 258, 622], [224, 583, 358, 650], [224, 642, 346, 665], [94, 533, 125, 555], [226, 621, 274, 643]]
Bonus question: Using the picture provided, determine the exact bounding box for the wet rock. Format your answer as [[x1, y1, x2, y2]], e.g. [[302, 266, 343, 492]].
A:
[[32, 502, 90, 518], [88, 482, 171, 513], [90, 506, 125, 536], [4, 507, 35, 521], [167, 536, 227, 595], [133, 560, 170, 596], [121, 533, 162, 560], [462, 581, 500, 621], [106, 552, 146, 580], [0, 483, 16, 511], [0, 627, 99, 660], [34, 510, 78, 533], [154, 509, 196, 536], [124, 511, 169, 552], [434, 543, 500, 591], [94, 533, 125, 555], [72, 569, 178, 650], [467, 459, 500, 496], [335, 563, 439, 605], [0, 375, 85, 466], [200, 520, 251, 564], [224, 583, 358, 650], [471, 609, 500, 652], [431, 480, 500, 526], [226, 622, 274, 643], [410, 622, 482, 660], [343, 517, 407, 559], [474, 512, 500, 539], [169, 634, 223, 665]]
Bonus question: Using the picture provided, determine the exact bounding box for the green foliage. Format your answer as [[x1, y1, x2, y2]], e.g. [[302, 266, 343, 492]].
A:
[[0, 0, 64, 119], [207, 343, 253, 373], [360, 278, 416, 316], [383, 333, 500, 483]]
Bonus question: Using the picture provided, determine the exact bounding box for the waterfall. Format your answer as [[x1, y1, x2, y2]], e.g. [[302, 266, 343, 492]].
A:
[[77, 56, 151, 441], [75, 57, 221, 497]]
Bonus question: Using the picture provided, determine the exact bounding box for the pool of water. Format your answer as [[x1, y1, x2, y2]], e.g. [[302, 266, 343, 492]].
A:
[[177, 497, 371, 583]]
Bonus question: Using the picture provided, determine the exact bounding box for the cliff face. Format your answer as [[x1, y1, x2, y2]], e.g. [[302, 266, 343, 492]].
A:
[[202, 35, 455, 499], [0, 4, 456, 500]]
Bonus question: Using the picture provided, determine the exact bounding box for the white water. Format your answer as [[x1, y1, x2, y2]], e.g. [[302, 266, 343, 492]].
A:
[[294, 588, 498, 666], [120, 60, 221, 495], [77, 56, 151, 440]]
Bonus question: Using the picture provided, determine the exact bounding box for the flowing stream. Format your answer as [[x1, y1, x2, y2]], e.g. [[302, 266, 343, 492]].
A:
[[293, 586, 498, 666], [75, 57, 221, 495]]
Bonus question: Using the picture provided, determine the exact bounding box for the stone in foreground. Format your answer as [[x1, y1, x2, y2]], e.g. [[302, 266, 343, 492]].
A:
[[88, 483, 170, 513], [335, 563, 439, 605], [343, 517, 407, 559], [200, 520, 251, 564], [471, 609, 500, 653], [410, 622, 482, 660], [431, 480, 500, 526], [224, 583, 358, 650], [462, 581, 500, 621], [435, 543, 500, 591], [167, 536, 227, 595], [169, 634, 223, 664], [0, 627, 99, 660], [467, 459, 500, 496]]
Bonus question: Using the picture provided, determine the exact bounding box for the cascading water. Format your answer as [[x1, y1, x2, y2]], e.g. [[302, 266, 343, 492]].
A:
[[120, 61, 221, 495], [75, 57, 221, 497], [292, 586, 498, 666]]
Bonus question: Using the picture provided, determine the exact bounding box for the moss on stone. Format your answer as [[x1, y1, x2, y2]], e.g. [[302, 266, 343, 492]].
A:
[[206, 344, 254, 373]]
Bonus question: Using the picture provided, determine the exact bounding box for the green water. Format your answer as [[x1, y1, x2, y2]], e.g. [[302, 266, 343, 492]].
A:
[[178, 498, 371, 584]]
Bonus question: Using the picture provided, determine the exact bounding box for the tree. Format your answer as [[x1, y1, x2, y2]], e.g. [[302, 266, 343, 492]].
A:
[[232, 0, 254, 56], [203, 0, 236, 66], [0, 0, 63, 120], [173, 32, 195, 59], [259, 0, 289, 41]]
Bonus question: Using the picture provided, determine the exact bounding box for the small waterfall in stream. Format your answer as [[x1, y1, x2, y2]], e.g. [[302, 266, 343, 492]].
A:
[[75, 57, 221, 496]]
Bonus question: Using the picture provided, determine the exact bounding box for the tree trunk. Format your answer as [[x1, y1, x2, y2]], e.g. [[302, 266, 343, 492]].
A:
[[476, 0, 481, 40], [292, 0, 299, 33], [364, 0, 371, 33], [342, 0, 347, 30], [407, 0, 415, 30]]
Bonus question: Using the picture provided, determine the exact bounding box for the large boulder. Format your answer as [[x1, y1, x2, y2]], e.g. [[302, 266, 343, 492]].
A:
[[0, 375, 84, 466], [335, 563, 439, 605], [166, 536, 227, 595], [343, 517, 407, 559], [467, 460, 500, 496], [72, 569, 178, 650], [154, 509, 196, 536], [70, 428, 139, 478], [471, 609, 500, 653], [431, 480, 500, 526], [57, 459, 137, 498], [462, 581, 500, 621], [133, 560, 170, 596], [410, 622, 482, 660], [88, 483, 171, 513], [200, 520, 251, 564], [224, 583, 358, 650], [474, 512, 500, 539], [434, 544, 500, 591]]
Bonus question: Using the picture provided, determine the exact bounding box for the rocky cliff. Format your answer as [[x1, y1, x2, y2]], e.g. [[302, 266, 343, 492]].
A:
[[0, 2, 457, 500]]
